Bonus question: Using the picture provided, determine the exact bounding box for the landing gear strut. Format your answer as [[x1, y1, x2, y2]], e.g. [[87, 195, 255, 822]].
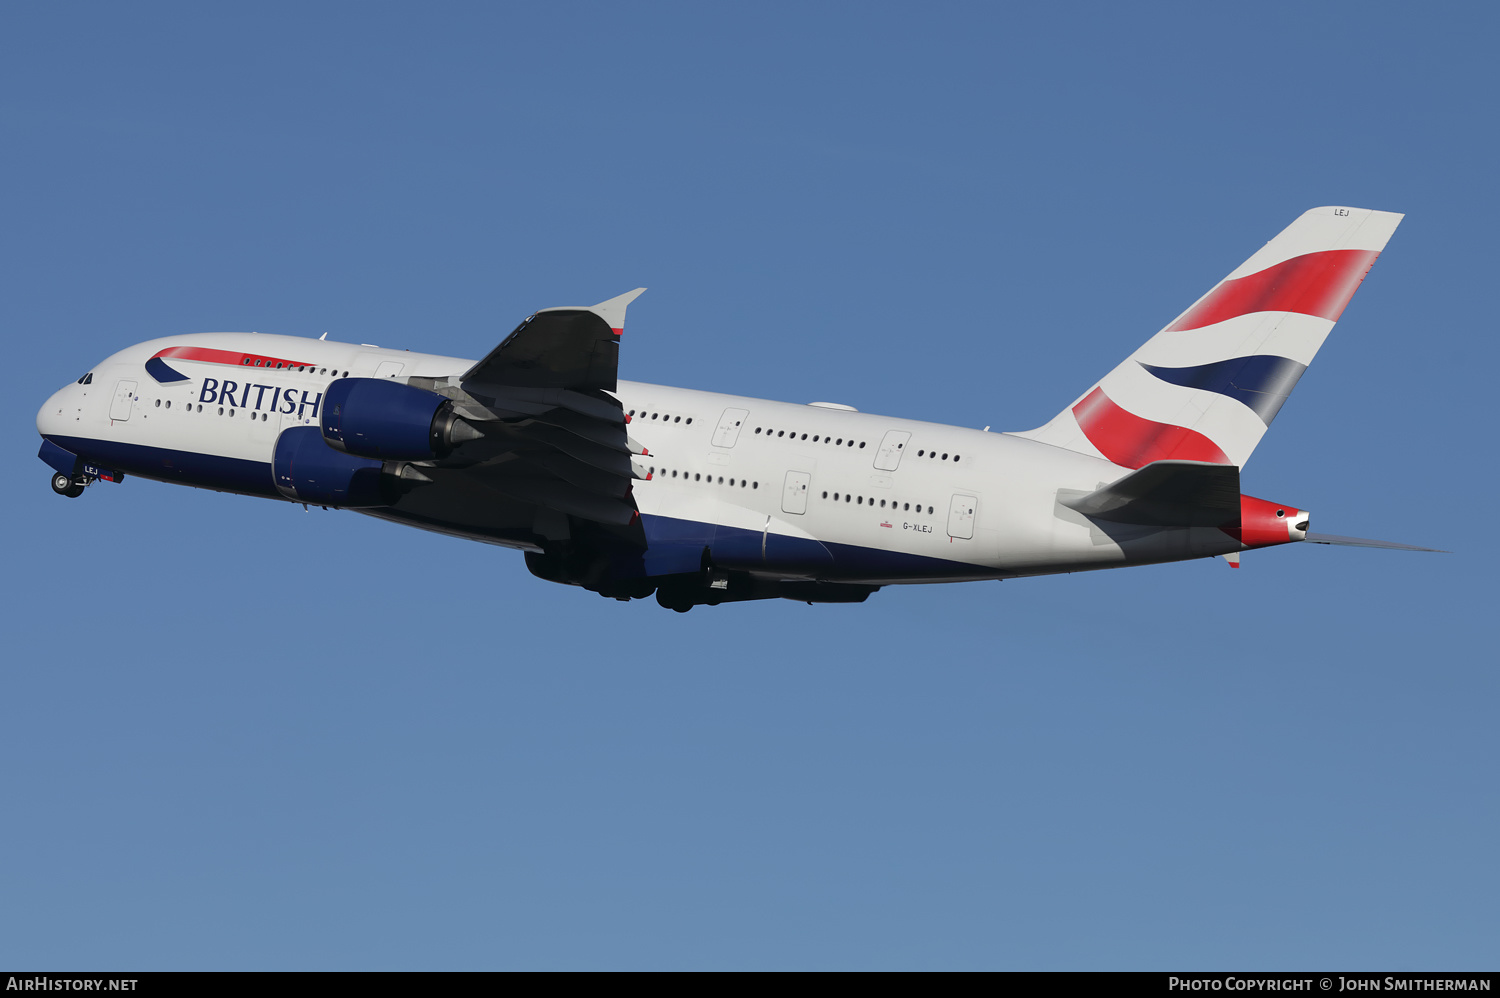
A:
[[50, 472, 84, 498]]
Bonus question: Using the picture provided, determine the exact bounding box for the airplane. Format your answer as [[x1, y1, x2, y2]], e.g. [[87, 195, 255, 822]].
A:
[[35, 206, 1440, 611]]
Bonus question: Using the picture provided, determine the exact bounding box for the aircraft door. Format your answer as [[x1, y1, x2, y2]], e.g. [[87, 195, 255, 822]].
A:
[[947, 493, 976, 539], [374, 361, 404, 379], [782, 471, 811, 515], [873, 430, 911, 471], [712, 408, 749, 448], [109, 380, 137, 421]]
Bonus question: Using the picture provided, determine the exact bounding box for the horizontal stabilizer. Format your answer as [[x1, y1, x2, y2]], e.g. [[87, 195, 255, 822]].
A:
[[1062, 460, 1241, 527], [1305, 533, 1447, 553]]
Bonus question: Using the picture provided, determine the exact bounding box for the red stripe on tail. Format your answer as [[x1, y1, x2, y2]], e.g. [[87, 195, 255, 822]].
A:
[[1166, 249, 1380, 332], [1072, 388, 1230, 469]]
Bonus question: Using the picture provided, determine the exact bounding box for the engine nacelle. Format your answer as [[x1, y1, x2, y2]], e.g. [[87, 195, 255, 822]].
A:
[[322, 377, 475, 461], [273, 426, 390, 507]]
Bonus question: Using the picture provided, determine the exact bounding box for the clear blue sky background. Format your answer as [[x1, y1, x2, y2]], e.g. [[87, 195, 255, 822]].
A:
[[2, 2, 1495, 971]]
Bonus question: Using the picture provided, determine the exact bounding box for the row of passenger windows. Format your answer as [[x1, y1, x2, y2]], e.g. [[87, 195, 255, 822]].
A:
[[757, 428, 865, 448], [150, 399, 272, 421], [628, 409, 692, 425], [750, 428, 960, 462], [242, 360, 348, 377], [647, 468, 757, 489], [822, 491, 933, 514]]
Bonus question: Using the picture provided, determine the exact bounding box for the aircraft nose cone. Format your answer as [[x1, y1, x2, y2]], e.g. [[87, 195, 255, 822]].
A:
[[37, 386, 71, 438]]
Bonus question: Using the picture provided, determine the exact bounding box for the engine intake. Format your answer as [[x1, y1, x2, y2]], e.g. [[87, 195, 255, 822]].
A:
[[322, 377, 480, 461], [272, 426, 389, 507]]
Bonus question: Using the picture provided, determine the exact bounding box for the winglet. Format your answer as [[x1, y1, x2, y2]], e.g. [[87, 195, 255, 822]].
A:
[[591, 288, 646, 335]]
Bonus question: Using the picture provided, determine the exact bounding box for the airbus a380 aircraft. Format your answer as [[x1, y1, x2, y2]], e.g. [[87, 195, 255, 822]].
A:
[[36, 206, 1438, 611]]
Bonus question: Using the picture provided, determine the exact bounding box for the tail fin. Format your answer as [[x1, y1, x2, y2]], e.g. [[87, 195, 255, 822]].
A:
[[1012, 206, 1403, 469]]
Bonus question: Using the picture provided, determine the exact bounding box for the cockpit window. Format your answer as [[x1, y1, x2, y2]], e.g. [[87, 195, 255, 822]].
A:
[[76, 373, 93, 385]]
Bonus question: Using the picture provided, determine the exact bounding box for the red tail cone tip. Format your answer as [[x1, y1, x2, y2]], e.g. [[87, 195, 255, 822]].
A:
[[1222, 495, 1309, 549]]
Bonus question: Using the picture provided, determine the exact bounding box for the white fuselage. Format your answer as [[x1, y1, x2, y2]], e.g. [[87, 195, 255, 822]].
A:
[[37, 332, 1244, 586]]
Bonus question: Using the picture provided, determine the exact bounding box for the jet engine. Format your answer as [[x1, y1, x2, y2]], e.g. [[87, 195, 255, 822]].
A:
[[321, 377, 482, 461], [272, 426, 390, 507]]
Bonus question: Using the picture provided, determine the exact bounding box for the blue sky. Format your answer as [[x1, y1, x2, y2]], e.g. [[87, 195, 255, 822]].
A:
[[2, 2, 1495, 970]]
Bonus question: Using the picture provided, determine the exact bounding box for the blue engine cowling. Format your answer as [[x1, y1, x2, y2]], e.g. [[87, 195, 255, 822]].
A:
[[322, 377, 454, 461], [273, 426, 389, 507]]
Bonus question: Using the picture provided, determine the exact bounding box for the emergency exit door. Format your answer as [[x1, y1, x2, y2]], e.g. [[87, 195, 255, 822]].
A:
[[713, 408, 750, 448], [947, 494, 977, 539], [782, 471, 811, 515], [873, 430, 911, 471], [109, 380, 137, 421]]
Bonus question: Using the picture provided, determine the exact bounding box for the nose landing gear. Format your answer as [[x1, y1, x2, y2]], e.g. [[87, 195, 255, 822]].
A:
[[50, 472, 85, 498]]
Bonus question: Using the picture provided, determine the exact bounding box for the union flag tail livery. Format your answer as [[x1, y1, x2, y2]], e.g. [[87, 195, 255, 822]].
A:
[[36, 207, 1440, 612], [1016, 206, 1404, 469]]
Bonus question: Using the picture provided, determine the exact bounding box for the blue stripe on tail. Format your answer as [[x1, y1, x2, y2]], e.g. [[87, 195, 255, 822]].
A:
[[1139, 355, 1306, 425]]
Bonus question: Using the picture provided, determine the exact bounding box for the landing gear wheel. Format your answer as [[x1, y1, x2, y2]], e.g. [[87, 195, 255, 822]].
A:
[[655, 587, 694, 613], [51, 473, 84, 498]]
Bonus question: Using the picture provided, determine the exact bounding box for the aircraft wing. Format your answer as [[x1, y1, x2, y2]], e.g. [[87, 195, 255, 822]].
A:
[[408, 290, 650, 532], [462, 288, 644, 394]]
